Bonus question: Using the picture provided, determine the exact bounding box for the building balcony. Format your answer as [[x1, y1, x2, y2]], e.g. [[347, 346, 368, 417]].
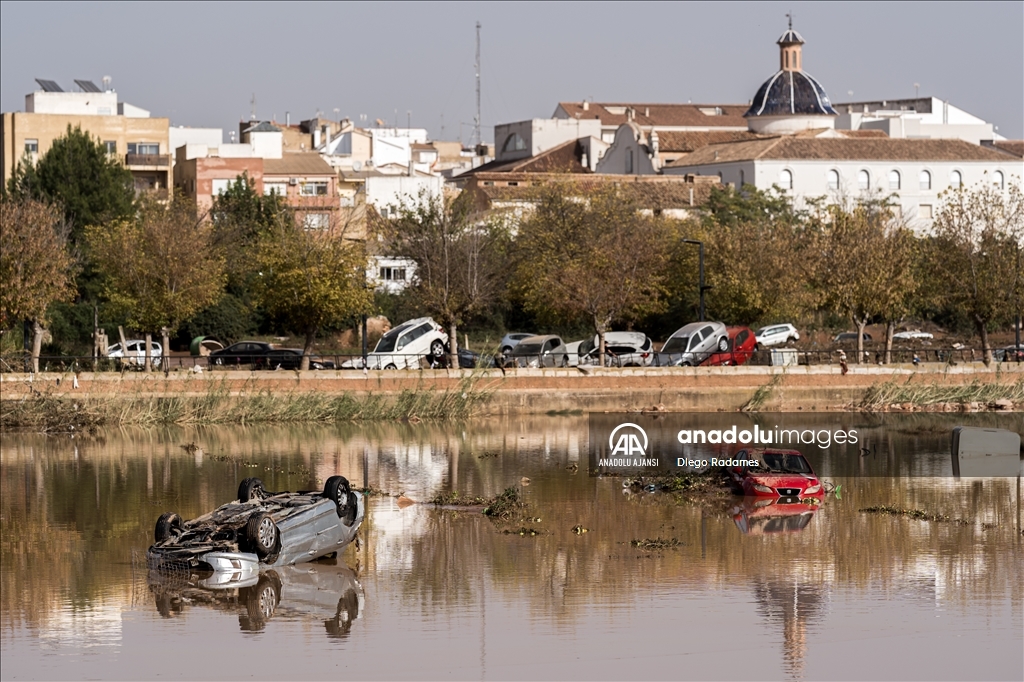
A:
[[125, 153, 169, 168]]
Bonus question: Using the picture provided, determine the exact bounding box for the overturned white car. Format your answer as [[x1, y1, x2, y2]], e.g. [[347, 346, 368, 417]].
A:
[[147, 476, 363, 573]]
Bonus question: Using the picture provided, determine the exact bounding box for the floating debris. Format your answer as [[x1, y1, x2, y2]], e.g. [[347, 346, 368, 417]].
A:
[[482, 487, 526, 520], [477, 452, 500, 460], [629, 538, 684, 550], [503, 527, 541, 536], [429, 490, 488, 506], [860, 505, 971, 525], [571, 524, 589, 535]]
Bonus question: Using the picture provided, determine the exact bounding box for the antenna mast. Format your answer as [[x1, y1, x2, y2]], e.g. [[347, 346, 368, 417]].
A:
[[474, 21, 481, 146]]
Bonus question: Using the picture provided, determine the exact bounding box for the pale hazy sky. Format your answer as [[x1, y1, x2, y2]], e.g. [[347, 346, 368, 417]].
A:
[[2, 1, 1022, 141]]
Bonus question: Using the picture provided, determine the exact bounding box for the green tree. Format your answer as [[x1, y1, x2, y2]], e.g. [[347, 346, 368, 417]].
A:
[[86, 199, 226, 370], [381, 193, 510, 367], [252, 216, 373, 369], [6, 125, 135, 243], [927, 182, 1023, 364], [0, 197, 77, 371], [513, 183, 673, 365]]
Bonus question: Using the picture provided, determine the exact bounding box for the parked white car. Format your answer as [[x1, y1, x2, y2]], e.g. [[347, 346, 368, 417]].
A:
[[350, 317, 448, 370], [755, 324, 800, 348], [574, 331, 654, 367], [892, 329, 934, 340], [107, 340, 163, 368]]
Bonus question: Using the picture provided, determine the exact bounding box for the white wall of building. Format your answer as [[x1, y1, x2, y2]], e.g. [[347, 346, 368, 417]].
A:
[[666, 157, 1021, 231], [26, 91, 119, 116], [249, 130, 282, 159], [117, 102, 151, 118], [494, 118, 602, 162], [169, 127, 223, 153], [595, 124, 658, 175], [366, 175, 444, 215], [835, 97, 1002, 144], [368, 256, 417, 293]]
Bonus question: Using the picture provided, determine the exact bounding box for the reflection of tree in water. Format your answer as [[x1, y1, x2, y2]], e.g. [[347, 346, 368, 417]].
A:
[[754, 578, 828, 681]]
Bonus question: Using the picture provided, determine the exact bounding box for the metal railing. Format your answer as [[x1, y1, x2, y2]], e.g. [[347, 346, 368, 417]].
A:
[[1, 347, 1019, 374], [125, 153, 169, 167]]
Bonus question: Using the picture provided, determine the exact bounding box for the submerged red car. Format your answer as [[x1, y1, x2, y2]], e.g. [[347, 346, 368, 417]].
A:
[[728, 448, 824, 499], [731, 496, 819, 535], [701, 326, 756, 367]]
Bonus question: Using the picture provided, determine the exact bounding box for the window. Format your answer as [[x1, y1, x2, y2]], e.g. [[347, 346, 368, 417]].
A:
[[993, 171, 1004, 189], [104, 141, 117, 154], [625, 150, 634, 174], [211, 178, 232, 196], [888, 170, 901, 190], [739, 169, 745, 186], [779, 169, 793, 190], [501, 133, 527, 153], [827, 169, 840, 190], [379, 267, 407, 281], [300, 181, 329, 196], [918, 204, 933, 219], [128, 143, 159, 155], [264, 182, 287, 196], [858, 170, 870, 190], [919, 170, 931, 190], [24, 139, 38, 153], [303, 212, 330, 229], [950, 170, 962, 189]]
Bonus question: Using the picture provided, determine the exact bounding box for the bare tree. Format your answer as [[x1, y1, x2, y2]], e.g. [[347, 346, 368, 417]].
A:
[[0, 198, 77, 371]]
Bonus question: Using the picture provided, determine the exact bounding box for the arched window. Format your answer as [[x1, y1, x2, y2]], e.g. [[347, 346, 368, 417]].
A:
[[994, 170, 1005, 189], [739, 169, 745, 187], [919, 170, 931, 190], [889, 170, 901, 190], [858, 170, 870, 190], [779, 169, 793, 190], [827, 169, 840, 191], [501, 133, 526, 153], [950, 170, 962, 188]]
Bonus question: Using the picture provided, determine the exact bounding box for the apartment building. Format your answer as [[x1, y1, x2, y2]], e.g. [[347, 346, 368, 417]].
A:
[[1, 79, 170, 195]]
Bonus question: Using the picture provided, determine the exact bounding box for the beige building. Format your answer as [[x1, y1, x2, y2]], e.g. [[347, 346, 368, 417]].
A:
[[1, 80, 170, 196]]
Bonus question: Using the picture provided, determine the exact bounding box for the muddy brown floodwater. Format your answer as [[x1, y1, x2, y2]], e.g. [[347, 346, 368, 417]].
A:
[[1, 414, 1022, 681]]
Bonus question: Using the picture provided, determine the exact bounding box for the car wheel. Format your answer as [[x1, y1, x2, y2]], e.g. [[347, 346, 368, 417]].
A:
[[154, 512, 182, 543], [384, 363, 397, 370], [430, 340, 445, 357], [237, 477, 265, 503], [246, 512, 278, 558], [325, 588, 360, 638], [324, 475, 351, 511], [718, 337, 729, 353], [213, 357, 223, 366], [501, 346, 513, 356], [787, 336, 796, 344]]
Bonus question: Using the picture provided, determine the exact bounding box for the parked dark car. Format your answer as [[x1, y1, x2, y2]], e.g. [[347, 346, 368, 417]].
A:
[[833, 332, 872, 344], [701, 326, 757, 367], [147, 476, 363, 574], [208, 341, 331, 370]]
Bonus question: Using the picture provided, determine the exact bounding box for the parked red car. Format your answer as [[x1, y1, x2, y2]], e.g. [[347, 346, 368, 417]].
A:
[[728, 449, 824, 499], [701, 326, 756, 367], [731, 497, 819, 535]]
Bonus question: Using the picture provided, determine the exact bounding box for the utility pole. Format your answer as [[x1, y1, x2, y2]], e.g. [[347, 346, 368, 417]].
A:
[[474, 21, 482, 147], [683, 239, 711, 322]]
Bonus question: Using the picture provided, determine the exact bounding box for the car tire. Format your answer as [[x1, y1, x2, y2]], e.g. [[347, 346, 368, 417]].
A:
[[717, 337, 729, 353], [501, 346, 513, 356], [324, 475, 351, 510], [246, 512, 278, 558], [154, 512, 182, 542], [241, 572, 281, 631], [213, 357, 223, 366], [430, 340, 445, 357], [787, 336, 796, 344], [238, 477, 265, 503], [384, 363, 397, 370]]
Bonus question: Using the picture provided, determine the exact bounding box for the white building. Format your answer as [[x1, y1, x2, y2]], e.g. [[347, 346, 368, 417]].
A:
[[833, 97, 1004, 145], [662, 24, 1022, 231]]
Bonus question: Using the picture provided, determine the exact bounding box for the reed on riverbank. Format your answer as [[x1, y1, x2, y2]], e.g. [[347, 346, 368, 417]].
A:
[[0, 376, 491, 431], [859, 377, 1024, 409]]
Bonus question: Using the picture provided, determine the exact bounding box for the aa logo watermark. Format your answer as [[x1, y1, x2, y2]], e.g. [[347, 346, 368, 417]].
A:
[[601, 423, 658, 466]]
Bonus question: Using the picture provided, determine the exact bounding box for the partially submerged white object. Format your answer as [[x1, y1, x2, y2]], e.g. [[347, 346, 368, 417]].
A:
[[951, 426, 1021, 477]]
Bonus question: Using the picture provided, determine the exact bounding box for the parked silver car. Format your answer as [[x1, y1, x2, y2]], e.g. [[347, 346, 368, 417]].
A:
[[498, 332, 537, 356], [147, 476, 363, 574], [755, 323, 800, 348], [509, 334, 569, 367], [574, 331, 654, 367], [654, 322, 729, 366], [107, 339, 163, 368]]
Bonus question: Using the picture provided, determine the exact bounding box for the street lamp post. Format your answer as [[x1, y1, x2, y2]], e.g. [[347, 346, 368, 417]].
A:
[[682, 239, 711, 322]]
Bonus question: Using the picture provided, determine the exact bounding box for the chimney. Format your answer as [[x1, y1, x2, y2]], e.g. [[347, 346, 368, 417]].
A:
[[286, 111, 290, 126], [582, 100, 589, 111]]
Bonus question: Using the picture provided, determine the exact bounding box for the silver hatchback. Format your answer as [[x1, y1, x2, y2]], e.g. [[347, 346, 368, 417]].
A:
[[654, 322, 729, 366]]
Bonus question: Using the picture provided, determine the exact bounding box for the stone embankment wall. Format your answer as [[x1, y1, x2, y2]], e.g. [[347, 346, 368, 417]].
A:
[[2, 362, 1020, 414]]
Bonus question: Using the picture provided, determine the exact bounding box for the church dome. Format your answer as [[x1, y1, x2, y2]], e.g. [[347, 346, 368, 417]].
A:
[[744, 23, 838, 133]]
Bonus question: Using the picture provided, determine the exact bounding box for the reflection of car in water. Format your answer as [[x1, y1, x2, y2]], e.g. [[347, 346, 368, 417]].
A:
[[148, 560, 364, 637], [731, 496, 819, 535], [147, 476, 363, 573]]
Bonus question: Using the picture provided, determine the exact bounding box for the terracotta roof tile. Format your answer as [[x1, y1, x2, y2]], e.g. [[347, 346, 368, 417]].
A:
[[990, 140, 1024, 158], [465, 139, 589, 175], [263, 154, 335, 176], [557, 102, 748, 129]]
